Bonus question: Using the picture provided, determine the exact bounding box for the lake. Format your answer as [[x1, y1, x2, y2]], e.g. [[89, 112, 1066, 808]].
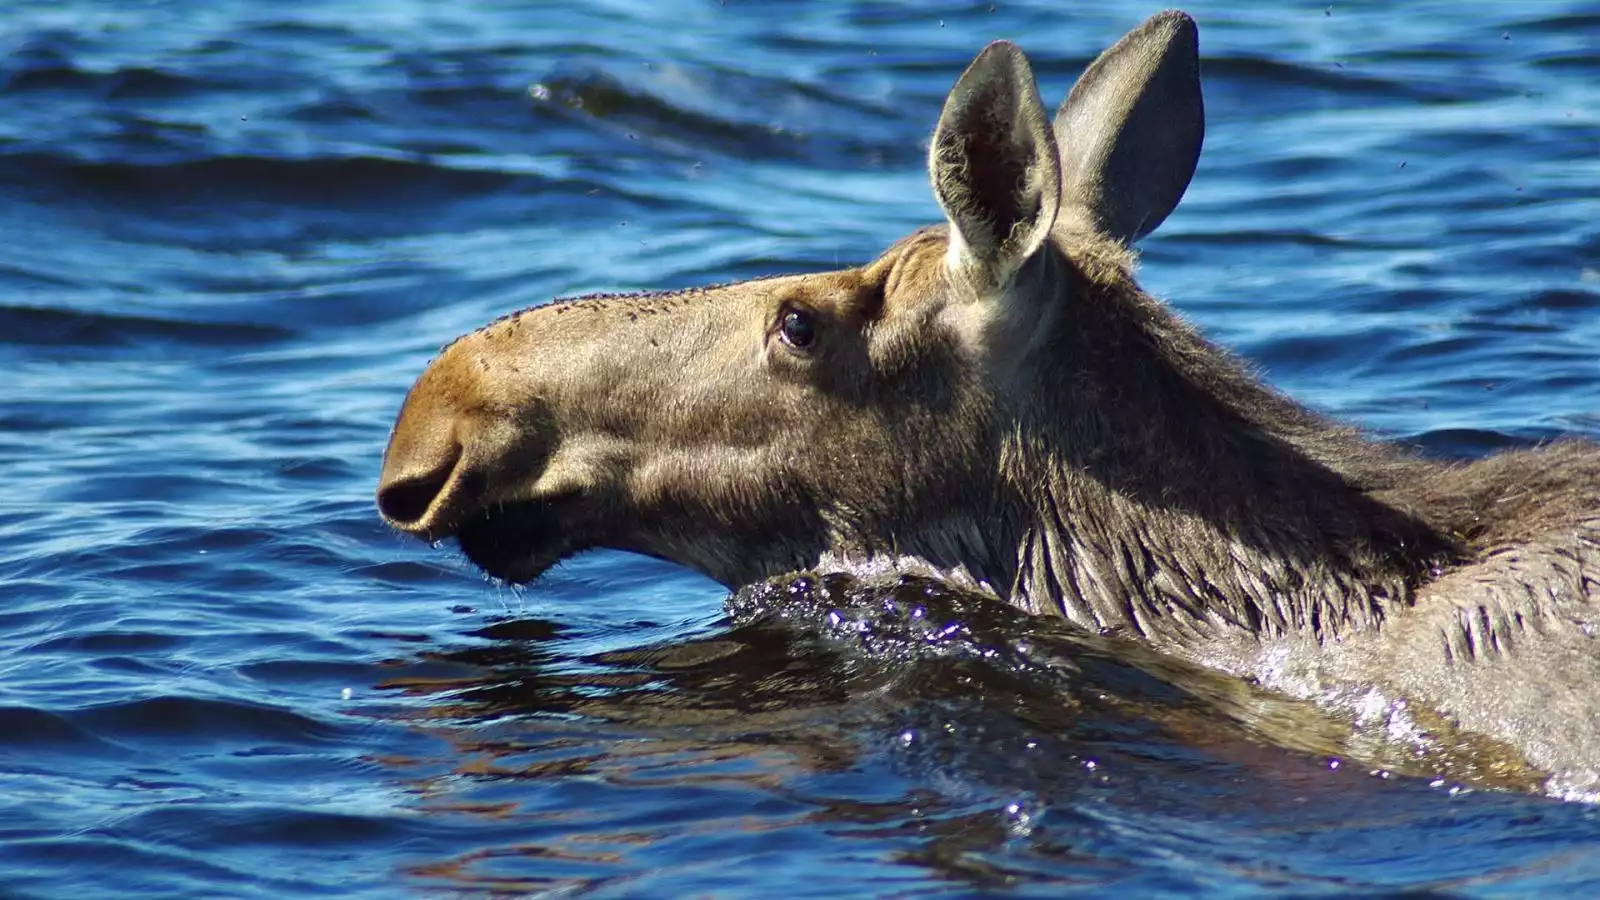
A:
[[2, 0, 1598, 896]]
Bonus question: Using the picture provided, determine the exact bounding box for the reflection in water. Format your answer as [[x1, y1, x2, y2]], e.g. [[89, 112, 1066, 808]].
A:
[[372, 573, 1544, 893]]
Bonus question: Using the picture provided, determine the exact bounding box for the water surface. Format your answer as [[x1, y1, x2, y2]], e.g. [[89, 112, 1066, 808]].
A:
[[2, 0, 1598, 896]]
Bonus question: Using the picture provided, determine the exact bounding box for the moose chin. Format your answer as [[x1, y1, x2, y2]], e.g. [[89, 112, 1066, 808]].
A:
[[378, 11, 1600, 792]]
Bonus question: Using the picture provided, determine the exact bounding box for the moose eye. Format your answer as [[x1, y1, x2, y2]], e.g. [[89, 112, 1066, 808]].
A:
[[778, 307, 817, 351]]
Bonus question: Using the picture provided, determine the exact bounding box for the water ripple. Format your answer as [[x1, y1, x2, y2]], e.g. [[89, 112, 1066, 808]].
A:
[[2, 0, 1598, 896]]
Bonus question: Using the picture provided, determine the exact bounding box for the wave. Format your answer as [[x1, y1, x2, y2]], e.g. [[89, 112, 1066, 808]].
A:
[[0, 304, 292, 349], [527, 65, 918, 168], [1, 61, 211, 100], [1202, 55, 1465, 104], [0, 706, 127, 757], [0, 151, 523, 208], [68, 694, 345, 745]]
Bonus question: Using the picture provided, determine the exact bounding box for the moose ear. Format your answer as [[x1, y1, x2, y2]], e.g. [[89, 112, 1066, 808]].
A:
[[1054, 10, 1204, 245], [929, 41, 1061, 289]]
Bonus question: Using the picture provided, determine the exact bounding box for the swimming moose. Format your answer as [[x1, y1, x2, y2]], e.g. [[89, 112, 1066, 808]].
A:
[[378, 11, 1600, 791]]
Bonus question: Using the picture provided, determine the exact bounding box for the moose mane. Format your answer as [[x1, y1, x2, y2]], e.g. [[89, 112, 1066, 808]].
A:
[[989, 229, 1459, 640]]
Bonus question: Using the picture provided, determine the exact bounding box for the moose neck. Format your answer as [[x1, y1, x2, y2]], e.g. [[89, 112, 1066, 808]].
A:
[[1000, 242, 1457, 644]]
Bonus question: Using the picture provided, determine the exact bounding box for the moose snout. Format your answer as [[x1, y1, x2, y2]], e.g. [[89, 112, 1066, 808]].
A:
[[376, 427, 464, 534], [376, 338, 530, 540], [376, 367, 474, 538]]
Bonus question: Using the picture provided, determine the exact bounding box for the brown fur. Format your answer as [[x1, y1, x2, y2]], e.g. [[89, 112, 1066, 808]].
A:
[[378, 12, 1600, 790]]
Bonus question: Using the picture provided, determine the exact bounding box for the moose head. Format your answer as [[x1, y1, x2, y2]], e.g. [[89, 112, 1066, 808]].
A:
[[377, 11, 1453, 633]]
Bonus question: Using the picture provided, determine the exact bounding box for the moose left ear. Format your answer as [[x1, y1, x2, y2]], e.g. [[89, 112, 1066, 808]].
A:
[[1053, 10, 1203, 245], [929, 41, 1061, 290]]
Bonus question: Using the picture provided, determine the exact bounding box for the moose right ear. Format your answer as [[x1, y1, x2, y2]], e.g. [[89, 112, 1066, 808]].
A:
[[929, 41, 1062, 291], [1053, 10, 1204, 245]]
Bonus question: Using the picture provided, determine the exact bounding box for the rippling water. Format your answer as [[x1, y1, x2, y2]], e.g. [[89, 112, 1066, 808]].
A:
[[3, 1, 1598, 896]]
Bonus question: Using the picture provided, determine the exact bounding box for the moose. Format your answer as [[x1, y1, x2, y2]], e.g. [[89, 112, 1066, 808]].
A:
[[378, 11, 1600, 791]]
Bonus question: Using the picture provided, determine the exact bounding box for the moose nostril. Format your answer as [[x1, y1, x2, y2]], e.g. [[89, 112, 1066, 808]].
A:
[[377, 442, 463, 527], [377, 474, 446, 526]]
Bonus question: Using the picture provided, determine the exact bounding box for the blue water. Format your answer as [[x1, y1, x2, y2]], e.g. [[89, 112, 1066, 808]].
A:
[[3, 0, 1598, 895]]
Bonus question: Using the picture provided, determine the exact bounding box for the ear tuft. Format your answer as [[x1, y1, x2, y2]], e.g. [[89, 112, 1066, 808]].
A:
[[929, 41, 1061, 288], [1054, 10, 1204, 244]]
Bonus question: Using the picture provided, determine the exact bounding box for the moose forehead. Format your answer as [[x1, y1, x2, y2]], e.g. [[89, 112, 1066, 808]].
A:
[[460, 224, 954, 345]]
